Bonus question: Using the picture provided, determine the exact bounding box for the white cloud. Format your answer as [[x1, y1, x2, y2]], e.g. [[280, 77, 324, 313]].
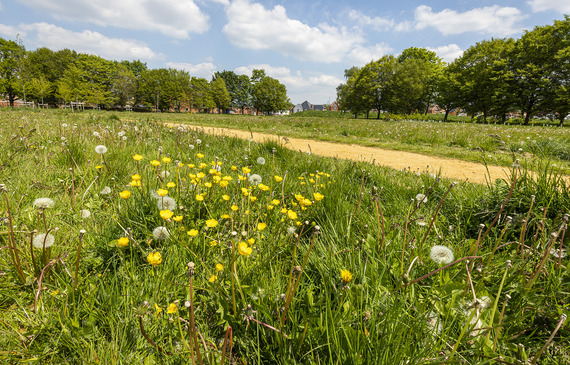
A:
[[166, 62, 216, 79], [17, 23, 161, 61], [235, 64, 342, 103], [346, 43, 393, 66], [223, 0, 363, 63], [528, 0, 570, 13], [427, 44, 464, 63], [400, 5, 525, 36], [17, 0, 209, 38], [0, 24, 21, 38], [348, 10, 394, 31]]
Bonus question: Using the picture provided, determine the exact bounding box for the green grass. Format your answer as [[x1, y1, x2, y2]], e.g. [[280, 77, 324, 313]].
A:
[[113, 110, 570, 175], [0, 108, 569, 364]]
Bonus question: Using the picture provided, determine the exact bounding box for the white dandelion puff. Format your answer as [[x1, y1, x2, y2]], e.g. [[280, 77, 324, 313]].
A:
[[189, 144, 195, 150], [33, 233, 55, 249], [157, 196, 177, 211], [256, 157, 266, 165], [33, 197, 55, 209], [93, 131, 100, 137], [153, 226, 170, 240], [287, 226, 296, 235], [430, 245, 454, 266], [415, 193, 427, 204], [100, 186, 111, 195], [80, 209, 91, 219], [196, 139, 202, 145], [248, 174, 262, 185], [550, 248, 567, 259], [95, 145, 108, 154], [161, 170, 171, 178]]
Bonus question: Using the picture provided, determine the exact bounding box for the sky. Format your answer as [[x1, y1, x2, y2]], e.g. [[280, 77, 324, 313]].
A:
[[0, 0, 569, 104]]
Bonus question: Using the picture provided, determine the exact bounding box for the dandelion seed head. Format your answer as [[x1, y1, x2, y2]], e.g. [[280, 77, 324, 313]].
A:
[[430, 245, 454, 266], [248, 174, 262, 185], [33, 233, 55, 248], [415, 193, 427, 204], [100, 186, 111, 195], [33, 197, 55, 209], [152, 226, 170, 240], [161, 170, 171, 178], [80, 209, 91, 219], [256, 157, 266, 165], [157, 196, 177, 211], [95, 145, 108, 154]]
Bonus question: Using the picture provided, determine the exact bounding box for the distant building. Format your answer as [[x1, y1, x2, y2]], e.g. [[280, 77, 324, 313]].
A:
[[291, 100, 328, 113]]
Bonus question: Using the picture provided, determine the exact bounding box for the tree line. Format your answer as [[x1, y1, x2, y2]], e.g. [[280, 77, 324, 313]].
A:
[[337, 16, 570, 126], [0, 39, 291, 114]]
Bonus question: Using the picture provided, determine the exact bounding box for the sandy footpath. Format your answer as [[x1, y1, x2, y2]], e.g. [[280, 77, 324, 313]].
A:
[[165, 123, 516, 185]]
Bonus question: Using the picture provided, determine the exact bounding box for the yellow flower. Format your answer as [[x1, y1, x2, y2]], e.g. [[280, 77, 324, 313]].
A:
[[195, 194, 204, 202], [216, 263, 223, 272], [132, 173, 141, 181], [241, 187, 250, 196], [220, 214, 230, 219], [223, 176, 233, 181], [258, 183, 270, 191], [280, 207, 288, 213], [267, 205, 274, 210], [301, 199, 312, 207], [130, 180, 141, 187], [257, 222, 267, 231], [309, 179, 315, 183], [231, 165, 237, 171], [249, 196, 257, 202], [287, 210, 298, 220], [208, 275, 218, 283], [238, 241, 252, 256], [173, 215, 183, 222], [117, 237, 129, 247], [341, 269, 353, 283], [313, 192, 324, 201], [119, 190, 131, 199], [157, 189, 168, 197], [133, 154, 143, 161], [160, 210, 174, 220], [220, 181, 229, 188], [238, 175, 246, 181], [196, 172, 206, 179], [178, 162, 184, 168], [231, 205, 238, 211], [95, 165, 103, 170], [199, 163, 208, 169], [166, 182, 176, 188], [205, 219, 218, 228], [210, 240, 218, 246], [166, 303, 177, 314], [147, 252, 162, 266], [188, 163, 195, 168], [204, 182, 212, 188], [213, 176, 221, 183], [187, 229, 199, 237], [248, 238, 255, 245], [162, 157, 171, 164], [271, 199, 280, 205], [150, 160, 160, 167], [242, 167, 251, 174], [208, 168, 218, 175], [274, 175, 283, 182], [222, 195, 230, 201], [196, 153, 204, 159], [154, 303, 162, 316]]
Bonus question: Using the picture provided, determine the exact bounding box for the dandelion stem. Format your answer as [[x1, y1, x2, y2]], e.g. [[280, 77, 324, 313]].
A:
[[530, 314, 567, 364], [419, 182, 455, 252], [403, 256, 482, 287]]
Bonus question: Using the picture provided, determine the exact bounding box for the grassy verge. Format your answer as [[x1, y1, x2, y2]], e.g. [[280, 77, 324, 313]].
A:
[[0, 109, 569, 363]]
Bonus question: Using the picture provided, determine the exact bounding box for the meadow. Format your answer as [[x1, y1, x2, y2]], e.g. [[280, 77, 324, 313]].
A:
[[135, 111, 570, 175], [0, 108, 569, 364]]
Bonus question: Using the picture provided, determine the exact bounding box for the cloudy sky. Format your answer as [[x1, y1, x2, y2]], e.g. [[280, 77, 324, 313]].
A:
[[1, 0, 568, 104]]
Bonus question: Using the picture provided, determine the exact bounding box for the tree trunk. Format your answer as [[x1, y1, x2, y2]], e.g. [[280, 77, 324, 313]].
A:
[[559, 114, 566, 127], [444, 109, 450, 122], [524, 111, 531, 125]]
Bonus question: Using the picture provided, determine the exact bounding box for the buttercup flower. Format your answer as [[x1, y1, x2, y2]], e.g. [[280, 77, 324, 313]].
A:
[[313, 192, 324, 201], [216, 263, 223, 272], [287, 210, 298, 220], [208, 275, 218, 283], [162, 157, 171, 164], [166, 303, 177, 314], [430, 245, 454, 266], [119, 190, 131, 199], [33, 233, 55, 249], [156, 189, 168, 197], [238, 241, 252, 256], [95, 145, 107, 154], [147, 252, 162, 266], [160, 210, 174, 220], [274, 175, 283, 182], [150, 160, 160, 167], [205, 219, 218, 228], [117, 237, 129, 247], [187, 229, 199, 237], [133, 154, 143, 161], [257, 222, 267, 231]]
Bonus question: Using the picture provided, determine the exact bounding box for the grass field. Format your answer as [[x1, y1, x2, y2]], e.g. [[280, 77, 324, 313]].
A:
[[123, 111, 570, 175], [0, 108, 569, 364]]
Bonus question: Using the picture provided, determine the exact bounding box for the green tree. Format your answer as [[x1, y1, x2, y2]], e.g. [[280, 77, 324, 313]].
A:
[[138, 68, 170, 111], [29, 75, 51, 106], [111, 64, 137, 108], [250, 69, 290, 114], [213, 71, 251, 112], [433, 63, 462, 122], [0, 37, 25, 107], [210, 77, 230, 113], [189, 77, 215, 112]]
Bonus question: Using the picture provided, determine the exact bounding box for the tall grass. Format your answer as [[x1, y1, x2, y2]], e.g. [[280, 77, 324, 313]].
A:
[[0, 109, 568, 364]]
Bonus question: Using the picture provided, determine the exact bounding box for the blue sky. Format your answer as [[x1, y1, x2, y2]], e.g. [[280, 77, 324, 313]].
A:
[[0, 0, 568, 104]]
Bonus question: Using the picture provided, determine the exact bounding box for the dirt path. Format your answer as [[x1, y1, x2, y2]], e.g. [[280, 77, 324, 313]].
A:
[[164, 123, 519, 185]]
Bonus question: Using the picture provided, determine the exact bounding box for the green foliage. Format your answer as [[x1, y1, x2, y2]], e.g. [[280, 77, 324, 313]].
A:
[[251, 69, 291, 114]]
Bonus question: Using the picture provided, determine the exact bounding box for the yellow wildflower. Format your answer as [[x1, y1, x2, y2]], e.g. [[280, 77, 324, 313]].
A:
[[242, 167, 251, 174], [222, 195, 230, 201], [133, 154, 143, 161], [147, 252, 162, 266], [231, 205, 238, 211], [248, 238, 255, 245], [117, 237, 129, 247], [220, 181, 229, 188], [187, 229, 199, 237], [166, 303, 177, 314], [157, 189, 168, 197], [250, 196, 257, 202], [341, 269, 353, 283], [205, 219, 218, 228], [231, 165, 237, 171], [287, 210, 298, 220], [258, 184, 270, 191], [188, 163, 195, 168], [166, 182, 176, 188], [195, 194, 204, 202], [196, 153, 204, 159], [210, 240, 218, 246], [130, 180, 141, 187], [208, 275, 218, 283], [162, 157, 171, 164], [173, 215, 183, 222], [216, 263, 223, 272], [199, 163, 208, 169], [132, 173, 141, 181], [238, 241, 252, 256], [274, 175, 283, 182], [257, 222, 267, 231], [160, 210, 174, 220], [313, 192, 324, 201], [271, 199, 280, 205], [154, 303, 162, 316], [119, 190, 131, 199], [220, 214, 230, 219], [204, 182, 212, 188], [150, 160, 160, 167]]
